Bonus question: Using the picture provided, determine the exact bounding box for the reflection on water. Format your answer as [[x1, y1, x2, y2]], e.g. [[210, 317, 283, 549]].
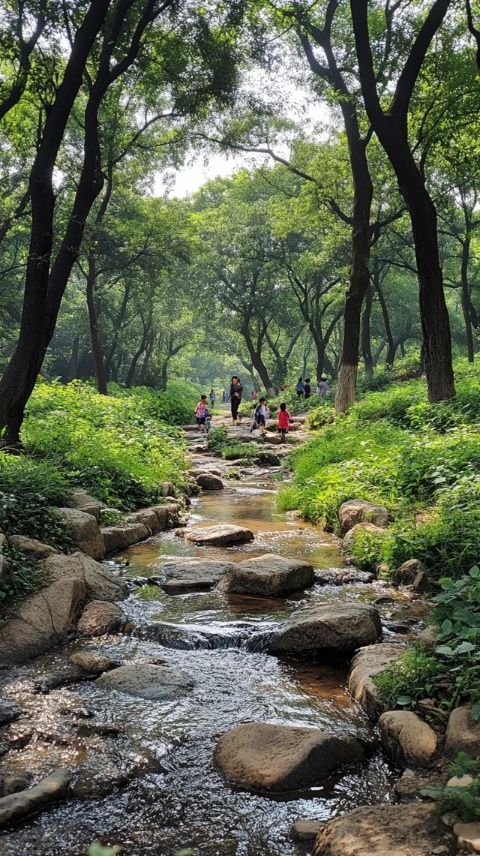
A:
[[0, 461, 399, 856]]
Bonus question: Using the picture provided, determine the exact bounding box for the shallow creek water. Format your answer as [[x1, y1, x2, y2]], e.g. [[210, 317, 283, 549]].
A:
[[0, 451, 423, 856]]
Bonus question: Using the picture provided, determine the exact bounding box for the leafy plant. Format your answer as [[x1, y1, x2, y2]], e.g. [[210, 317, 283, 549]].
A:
[[424, 754, 480, 822], [374, 648, 444, 709]]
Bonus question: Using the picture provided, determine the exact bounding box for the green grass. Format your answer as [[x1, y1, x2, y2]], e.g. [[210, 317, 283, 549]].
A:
[[21, 380, 189, 509], [281, 359, 480, 579]]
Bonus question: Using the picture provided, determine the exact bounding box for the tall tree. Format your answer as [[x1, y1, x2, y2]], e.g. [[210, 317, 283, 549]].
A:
[[350, 0, 456, 401]]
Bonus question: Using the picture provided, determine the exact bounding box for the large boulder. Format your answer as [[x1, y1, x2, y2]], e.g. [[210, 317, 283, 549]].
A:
[[0, 768, 70, 828], [342, 522, 386, 556], [97, 663, 193, 700], [379, 711, 437, 767], [339, 500, 389, 533], [393, 558, 428, 586], [0, 576, 86, 665], [43, 551, 127, 602], [312, 803, 456, 856], [101, 522, 149, 554], [70, 490, 107, 522], [7, 535, 58, 558], [160, 558, 235, 594], [348, 643, 404, 720], [77, 600, 124, 637], [195, 472, 225, 491], [445, 706, 480, 758], [221, 554, 315, 597], [58, 507, 105, 560], [214, 723, 365, 791], [183, 524, 254, 547], [69, 651, 115, 674], [269, 604, 382, 657]]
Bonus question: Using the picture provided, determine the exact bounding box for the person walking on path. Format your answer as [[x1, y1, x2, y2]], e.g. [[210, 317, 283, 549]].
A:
[[304, 378, 312, 399], [295, 377, 305, 397], [230, 376, 243, 423], [278, 402, 292, 443], [209, 389, 216, 407], [317, 376, 329, 398], [250, 397, 267, 435], [195, 395, 208, 432]]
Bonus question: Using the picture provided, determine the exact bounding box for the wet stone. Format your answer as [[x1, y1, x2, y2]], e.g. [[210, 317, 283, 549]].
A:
[[97, 663, 194, 700], [0, 700, 20, 728]]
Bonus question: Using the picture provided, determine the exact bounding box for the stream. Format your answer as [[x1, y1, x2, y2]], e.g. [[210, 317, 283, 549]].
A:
[[0, 426, 425, 856]]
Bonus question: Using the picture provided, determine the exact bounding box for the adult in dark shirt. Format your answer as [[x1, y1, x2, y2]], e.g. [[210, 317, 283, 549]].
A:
[[304, 378, 312, 398], [230, 376, 243, 422]]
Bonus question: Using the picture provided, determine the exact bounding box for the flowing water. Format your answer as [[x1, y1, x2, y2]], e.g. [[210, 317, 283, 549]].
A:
[[0, 440, 420, 856]]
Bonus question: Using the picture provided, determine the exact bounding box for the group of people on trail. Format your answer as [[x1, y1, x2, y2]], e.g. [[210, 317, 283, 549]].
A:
[[195, 373, 292, 442], [296, 376, 329, 399]]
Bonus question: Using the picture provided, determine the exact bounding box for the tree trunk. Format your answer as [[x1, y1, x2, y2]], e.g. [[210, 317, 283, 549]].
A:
[[86, 261, 107, 395], [0, 0, 111, 446], [334, 134, 373, 413], [241, 325, 275, 395], [361, 284, 374, 383], [461, 236, 475, 362], [375, 273, 396, 366]]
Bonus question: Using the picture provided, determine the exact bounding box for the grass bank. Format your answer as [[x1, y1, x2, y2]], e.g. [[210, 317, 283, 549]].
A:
[[279, 360, 480, 580], [0, 380, 193, 602]]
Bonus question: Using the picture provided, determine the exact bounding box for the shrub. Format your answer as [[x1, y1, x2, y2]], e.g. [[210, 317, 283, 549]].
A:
[[0, 454, 70, 546], [22, 380, 188, 509], [375, 648, 444, 709], [426, 754, 480, 821], [0, 545, 45, 609]]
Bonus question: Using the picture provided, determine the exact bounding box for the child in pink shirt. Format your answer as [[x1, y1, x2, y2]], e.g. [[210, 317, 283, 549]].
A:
[[195, 395, 208, 431], [277, 402, 291, 442]]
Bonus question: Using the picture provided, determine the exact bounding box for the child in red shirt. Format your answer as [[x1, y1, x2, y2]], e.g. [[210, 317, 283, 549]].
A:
[[277, 402, 291, 442]]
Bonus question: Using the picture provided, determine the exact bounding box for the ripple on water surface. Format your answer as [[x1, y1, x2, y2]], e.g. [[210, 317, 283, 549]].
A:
[[0, 467, 399, 856]]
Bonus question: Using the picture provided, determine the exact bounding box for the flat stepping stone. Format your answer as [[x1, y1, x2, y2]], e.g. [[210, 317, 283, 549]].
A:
[[183, 524, 254, 546], [268, 603, 382, 657], [220, 554, 314, 597], [97, 664, 193, 700], [215, 722, 365, 790], [160, 558, 235, 594]]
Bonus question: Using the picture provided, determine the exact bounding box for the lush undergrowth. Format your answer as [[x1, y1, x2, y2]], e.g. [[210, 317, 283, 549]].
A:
[[376, 567, 480, 720], [21, 380, 190, 510], [279, 360, 480, 580]]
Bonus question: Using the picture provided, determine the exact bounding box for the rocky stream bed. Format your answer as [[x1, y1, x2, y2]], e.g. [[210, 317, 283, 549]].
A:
[[0, 417, 477, 855]]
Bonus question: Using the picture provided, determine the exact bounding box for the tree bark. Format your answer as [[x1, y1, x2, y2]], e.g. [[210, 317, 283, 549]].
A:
[[361, 283, 374, 383], [86, 259, 108, 394], [240, 323, 275, 395]]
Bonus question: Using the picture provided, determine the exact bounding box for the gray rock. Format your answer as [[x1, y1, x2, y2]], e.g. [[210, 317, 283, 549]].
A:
[[379, 710, 438, 767], [183, 524, 254, 546], [97, 663, 193, 700], [195, 472, 225, 491], [292, 820, 326, 841], [7, 535, 58, 558], [339, 500, 389, 533], [70, 490, 107, 522], [160, 558, 235, 594], [58, 507, 105, 560], [312, 803, 456, 856], [315, 568, 375, 585], [0, 768, 70, 827], [0, 576, 87, 665], [0, 700, 20, 728], [221, 554, 315, 597], [393, 558, 427, 586], [69, 652, 115, 674], [215, 722, 365, 790], [269, 603, 382, 657], [44, 551, 127, 602], [77, 600, 124, 637], [0, 774, 33, 798], [348, 643, 404, 720], [101, 522, 149, 554], [445, 706, 480, 758], [417, 625, 439, 650]]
